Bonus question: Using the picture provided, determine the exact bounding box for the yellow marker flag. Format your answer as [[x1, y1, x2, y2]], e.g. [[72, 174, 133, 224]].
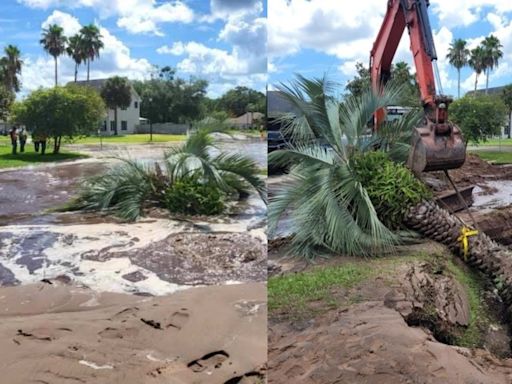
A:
[[457, 226, 479, 260]]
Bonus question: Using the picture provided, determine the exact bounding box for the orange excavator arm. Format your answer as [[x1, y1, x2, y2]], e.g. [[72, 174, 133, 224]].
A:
[[370, 0, 465, 173]]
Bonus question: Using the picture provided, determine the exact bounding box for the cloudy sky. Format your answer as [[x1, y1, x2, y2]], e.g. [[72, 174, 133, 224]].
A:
[[0, 0, 267, 98], [268, 0, 512, 98]]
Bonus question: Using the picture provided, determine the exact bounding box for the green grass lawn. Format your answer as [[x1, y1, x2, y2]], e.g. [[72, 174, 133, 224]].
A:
[[67, 134, 187, 144], [469, 150, 512, 164], [0, 144, 87, 169], [472, 138, 512, 146]]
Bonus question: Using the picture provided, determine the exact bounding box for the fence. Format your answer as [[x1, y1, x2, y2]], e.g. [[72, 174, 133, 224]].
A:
[[136, 122, 190, 135]]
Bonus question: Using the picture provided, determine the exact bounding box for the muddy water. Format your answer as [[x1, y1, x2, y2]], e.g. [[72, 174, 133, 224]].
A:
[[0, 140, 267, 294], [473, 180, 512, 209]]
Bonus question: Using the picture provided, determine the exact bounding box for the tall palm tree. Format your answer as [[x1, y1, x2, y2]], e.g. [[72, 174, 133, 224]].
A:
[[468, 46, 486, 93], [446, 39, 469, 98], [66, 34, 85, 82], [40, 24, 67, 87], [80, 24, 104, 82], [481, 34, 503, 94], [0, 45, 22, 93]]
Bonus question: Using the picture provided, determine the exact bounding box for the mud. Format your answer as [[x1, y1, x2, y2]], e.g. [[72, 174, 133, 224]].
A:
[[0, 281, 267, 384], [82, 232, 266, 285], [269, 301, 512, 384]]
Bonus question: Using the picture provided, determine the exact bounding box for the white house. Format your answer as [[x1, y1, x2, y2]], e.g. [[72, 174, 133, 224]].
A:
[[227, 111, 264, 129], [73, 79, 142, 135]]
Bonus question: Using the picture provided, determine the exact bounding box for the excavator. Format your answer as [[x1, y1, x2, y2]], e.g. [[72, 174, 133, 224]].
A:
[[370, 0, 466, 174]]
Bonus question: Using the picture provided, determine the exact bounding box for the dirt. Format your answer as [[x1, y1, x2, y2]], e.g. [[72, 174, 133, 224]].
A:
[[268, 249, 512, 383], [0, 280, 267, 384], [82, 232, 267, 285]]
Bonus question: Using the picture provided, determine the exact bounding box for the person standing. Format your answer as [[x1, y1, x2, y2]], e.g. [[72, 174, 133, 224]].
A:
[[9, 126, 17, 155], [19, 128, 27, 153]]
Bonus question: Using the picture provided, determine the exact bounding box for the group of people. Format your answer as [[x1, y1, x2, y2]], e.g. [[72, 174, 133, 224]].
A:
[[9, 126, 47, 155]]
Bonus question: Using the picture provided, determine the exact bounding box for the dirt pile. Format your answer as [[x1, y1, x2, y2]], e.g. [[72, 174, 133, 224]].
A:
[[0, 280, 267, 384], [269, 301, 512, 384]]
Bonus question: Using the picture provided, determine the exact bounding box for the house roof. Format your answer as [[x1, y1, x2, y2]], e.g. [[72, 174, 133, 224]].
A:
[[267, 90, 301, 118], [465, 85, 511, 97], [69, 78, 141, 100]]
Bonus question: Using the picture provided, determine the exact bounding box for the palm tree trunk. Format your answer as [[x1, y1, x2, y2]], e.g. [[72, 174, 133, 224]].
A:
[[509, 109, 512, 139], [486, 68, 489, 94], [474, 73, 478, 93], [457, 69, 460, 99], [404, 200, 512, 320], [74, 62, 78, 82], [114, 108, 118, 136], [87, 59, 90, 82], [54, 56, 58, 87]]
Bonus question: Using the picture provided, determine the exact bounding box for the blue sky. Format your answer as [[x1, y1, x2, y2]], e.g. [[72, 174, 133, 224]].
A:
[[0, 0, 267, 98], [268, 0, 512, 98]]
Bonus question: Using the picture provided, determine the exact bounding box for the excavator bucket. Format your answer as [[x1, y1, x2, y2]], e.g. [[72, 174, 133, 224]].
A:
[[407, 122, 466, 174]]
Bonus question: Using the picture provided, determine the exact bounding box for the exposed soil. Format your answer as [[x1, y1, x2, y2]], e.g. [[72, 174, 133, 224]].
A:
[[268, 249, 512, 383], [0, 280, 267, 384]]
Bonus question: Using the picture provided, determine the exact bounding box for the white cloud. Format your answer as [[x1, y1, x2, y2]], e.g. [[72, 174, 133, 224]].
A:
[[20, 11, 152, 95], [430, 0, 512, 29], [204, 0, 262, 22], [18, 0, 194, 35]]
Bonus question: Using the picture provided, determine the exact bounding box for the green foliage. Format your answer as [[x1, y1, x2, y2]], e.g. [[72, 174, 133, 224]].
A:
[[501, 84, 512, 138], [73, 128, 265, 221], [446, 39, 469, 98], [345, 61, 420, 106], [269, 76, 417, 259], [101, 76, 132, 136], [165, 177, 225, 215], [351, 151, 432, 229], [80, 24, 103, 81], [133, 76, 208, 124], [1, 44, 23, 93], [215, 86, 265, 116], [450, 95, 507, 144], [11, 85, 106, 153]]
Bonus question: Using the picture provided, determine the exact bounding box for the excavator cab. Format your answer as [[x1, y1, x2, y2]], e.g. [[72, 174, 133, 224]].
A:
[[371, 0, 466, 173]]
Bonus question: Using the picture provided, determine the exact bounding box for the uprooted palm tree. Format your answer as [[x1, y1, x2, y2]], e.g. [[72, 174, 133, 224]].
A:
[[73, 128, 266, 221], [270, 74, 512, 322]]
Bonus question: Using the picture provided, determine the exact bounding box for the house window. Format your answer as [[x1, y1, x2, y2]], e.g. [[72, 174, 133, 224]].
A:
[[110, 121, 115, 131], [121, 121, 128, 131], [134, 101, 138, 109], [101, 121, 107, 131]]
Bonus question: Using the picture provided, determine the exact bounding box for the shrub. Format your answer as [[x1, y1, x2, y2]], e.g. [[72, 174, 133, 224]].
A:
[[165, 177, 225, 215], [351, 151, 432, 229]]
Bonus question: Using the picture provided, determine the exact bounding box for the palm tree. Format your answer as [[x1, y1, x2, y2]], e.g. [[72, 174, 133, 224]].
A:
[[481, 35, 503, 94], [0, 45, 22, 93], [446, 39, 469, 98], [100, 76, 132, 136], [268, 76, 425, 258], [40, 24, 67, 87], [74, 128, 266, 221], [80, 24, 103, 82], [468, 46, 486, 93], [66, 34, 85, 82], [270, 74, 512, 321]]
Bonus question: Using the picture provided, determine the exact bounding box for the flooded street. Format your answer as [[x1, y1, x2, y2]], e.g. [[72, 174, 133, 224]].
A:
[[0, 140, 267, 294]]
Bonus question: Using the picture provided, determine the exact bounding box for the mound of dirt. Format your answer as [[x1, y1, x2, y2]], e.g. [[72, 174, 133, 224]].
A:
[[269, 301, 512, 384]]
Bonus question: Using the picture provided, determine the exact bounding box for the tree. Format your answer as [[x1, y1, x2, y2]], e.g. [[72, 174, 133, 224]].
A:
[[40, 24, 67, 87], [449, 95, 507, 144], [217, 86, 265, 116], [502, 85, 512, 139], [345, 61, 420, 106], [100, 76, 132, 136], [0, 85, 14, 120], [133, 76, 208, 124], [80, 24, 103, 82], [73, 127, 266, 221], [0, 45, 22, 93], [12, 85, 106, 153], [481, 35, 503, 94], [67, 34, 85, 82], [446, 38, 469, 98], [469, 46, 486, 92]]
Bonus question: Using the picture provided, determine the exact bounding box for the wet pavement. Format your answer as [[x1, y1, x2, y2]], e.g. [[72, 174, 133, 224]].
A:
[[0, 140, 267, 294]]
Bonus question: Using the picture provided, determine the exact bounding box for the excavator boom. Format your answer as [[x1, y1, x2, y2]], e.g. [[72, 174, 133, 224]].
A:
[[370, 0, 465, 173]]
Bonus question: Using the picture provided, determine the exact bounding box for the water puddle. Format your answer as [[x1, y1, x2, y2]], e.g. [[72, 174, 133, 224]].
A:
[[472, 180, 512, 209]]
